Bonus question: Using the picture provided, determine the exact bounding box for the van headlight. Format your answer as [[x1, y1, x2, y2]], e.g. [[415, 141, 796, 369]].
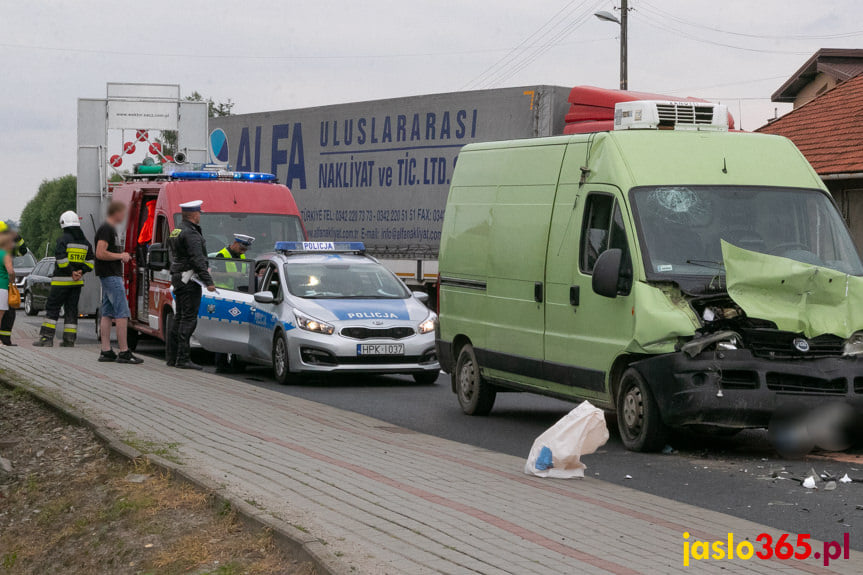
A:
[[844, 332, 863, 356], [418, 312, 437, 335], [294, 309, 335, 335]]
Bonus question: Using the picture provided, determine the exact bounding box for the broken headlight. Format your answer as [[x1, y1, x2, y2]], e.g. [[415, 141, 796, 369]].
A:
[[844, 332, 863, 356]]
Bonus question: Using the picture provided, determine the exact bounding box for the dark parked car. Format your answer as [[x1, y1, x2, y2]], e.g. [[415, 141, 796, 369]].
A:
[[23, 257, 54, 316], [13, 251, 37, 291]]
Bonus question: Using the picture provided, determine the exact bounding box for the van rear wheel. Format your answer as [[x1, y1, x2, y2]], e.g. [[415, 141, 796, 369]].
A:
[[616, 368, 667, 452], [454, 344, 496, 415]]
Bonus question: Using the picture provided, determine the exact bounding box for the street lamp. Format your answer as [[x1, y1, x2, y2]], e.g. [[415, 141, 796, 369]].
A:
[[595, 1, 628, 90]]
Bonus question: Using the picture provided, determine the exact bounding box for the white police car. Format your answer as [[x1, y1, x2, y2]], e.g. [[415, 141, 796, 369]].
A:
[[194, 242, 440, 384]]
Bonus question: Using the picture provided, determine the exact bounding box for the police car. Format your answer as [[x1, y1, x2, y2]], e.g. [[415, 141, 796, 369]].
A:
[[193, 242, 440, 384]]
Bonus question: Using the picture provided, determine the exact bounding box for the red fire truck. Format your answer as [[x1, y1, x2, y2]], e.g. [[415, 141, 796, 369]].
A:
[[109, 170, 306, 347]]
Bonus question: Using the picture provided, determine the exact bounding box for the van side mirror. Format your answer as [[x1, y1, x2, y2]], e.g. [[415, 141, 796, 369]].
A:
[[253, 291, 275, 304], [148, 243, 169, 271], [592, 249, 623, 298], [412, 291, 430, 304]]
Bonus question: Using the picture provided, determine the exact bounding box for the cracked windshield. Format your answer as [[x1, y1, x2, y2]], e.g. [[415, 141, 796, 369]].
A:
[[630, 186, 863, 278]]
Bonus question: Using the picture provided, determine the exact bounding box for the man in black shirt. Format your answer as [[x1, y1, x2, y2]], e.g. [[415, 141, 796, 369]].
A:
[[95, 201, 142, 364]]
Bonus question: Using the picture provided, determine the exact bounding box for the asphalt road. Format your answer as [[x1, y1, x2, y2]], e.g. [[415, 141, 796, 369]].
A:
[[20, 315, 863, 548]]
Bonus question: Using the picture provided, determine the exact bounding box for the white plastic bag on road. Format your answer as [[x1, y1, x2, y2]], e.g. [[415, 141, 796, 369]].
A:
[[524, 401, 609, 479]]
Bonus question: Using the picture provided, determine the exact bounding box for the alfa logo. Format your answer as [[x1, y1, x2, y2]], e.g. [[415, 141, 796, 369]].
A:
[[228, 306, 242, 318]]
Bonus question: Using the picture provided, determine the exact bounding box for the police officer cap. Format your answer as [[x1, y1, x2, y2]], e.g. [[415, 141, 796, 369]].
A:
[[179, 200, 203, 212], [233, 234, 255, 246]]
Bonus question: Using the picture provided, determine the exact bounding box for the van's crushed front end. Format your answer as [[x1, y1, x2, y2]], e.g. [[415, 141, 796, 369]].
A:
[[634, 241, 863, 429]]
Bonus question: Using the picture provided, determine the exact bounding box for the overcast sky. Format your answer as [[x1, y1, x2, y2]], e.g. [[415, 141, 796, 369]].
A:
[[2, 0, 861, 219]]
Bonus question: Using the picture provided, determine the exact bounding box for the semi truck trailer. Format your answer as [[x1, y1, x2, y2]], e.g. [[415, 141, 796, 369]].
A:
[[211, 86, 727, 298]]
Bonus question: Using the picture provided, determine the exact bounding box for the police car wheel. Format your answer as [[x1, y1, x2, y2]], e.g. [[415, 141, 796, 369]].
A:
[[24, 292, 37, 316], [616, 368, 667, 452], [455, 344, 496, 416], [412, 371, 439, 385], [272, 333, 291, 385]]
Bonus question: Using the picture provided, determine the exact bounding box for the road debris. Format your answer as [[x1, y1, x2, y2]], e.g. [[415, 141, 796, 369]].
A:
[[524, 402, 608, 479], [124, 473, 151, 484], [840, 473, 853, 484], [802, 476, 817, 489]]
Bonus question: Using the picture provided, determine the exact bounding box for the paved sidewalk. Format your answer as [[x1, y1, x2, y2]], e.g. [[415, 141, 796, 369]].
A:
[[1, 327, 859, 574]]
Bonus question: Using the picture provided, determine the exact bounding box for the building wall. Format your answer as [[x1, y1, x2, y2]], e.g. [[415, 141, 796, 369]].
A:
[[794, 73, 839, 108], [827, 180, 863, 254]]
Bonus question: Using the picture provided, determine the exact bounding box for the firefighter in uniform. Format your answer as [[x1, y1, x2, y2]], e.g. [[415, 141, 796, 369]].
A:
[[33, 211, 95, 347], [166, 200, 215, 370], [213, 233, 254, 289], [0, 221, 27, 345]]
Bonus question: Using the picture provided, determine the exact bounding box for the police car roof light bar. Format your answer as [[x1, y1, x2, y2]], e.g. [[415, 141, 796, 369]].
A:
[[275, 241, 366, 255], [169, 171, 277, 182]]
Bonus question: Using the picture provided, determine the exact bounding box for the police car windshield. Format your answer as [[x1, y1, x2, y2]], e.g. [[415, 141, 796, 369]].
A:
[[174, 213, 304, 258], [284, 260, 410, 299], [630, 186, 863, 279]]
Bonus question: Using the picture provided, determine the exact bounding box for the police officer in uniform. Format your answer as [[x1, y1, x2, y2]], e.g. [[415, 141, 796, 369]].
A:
[[213, 234, 254, 289], [33, 211, 95, 347], [166, 200, 215, 370], [0, 221, 27, 345]]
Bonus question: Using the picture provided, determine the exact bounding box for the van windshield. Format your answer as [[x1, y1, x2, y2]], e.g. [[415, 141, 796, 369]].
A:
[[284, 260, 410, 299], [630, 186, 863, 285], [173, 213, 304, 258]]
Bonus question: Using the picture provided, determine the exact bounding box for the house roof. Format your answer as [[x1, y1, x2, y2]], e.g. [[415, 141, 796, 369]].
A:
[[758, 72, 863, 175], [772, 48, 863, 103]]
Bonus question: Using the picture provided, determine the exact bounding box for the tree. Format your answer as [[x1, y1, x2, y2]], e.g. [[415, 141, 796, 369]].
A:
[[19, 175, 77, 258], [159, 92, 234, 157]]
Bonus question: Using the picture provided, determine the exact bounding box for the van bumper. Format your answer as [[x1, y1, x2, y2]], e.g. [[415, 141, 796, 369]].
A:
[[632, 349, 863, 428]]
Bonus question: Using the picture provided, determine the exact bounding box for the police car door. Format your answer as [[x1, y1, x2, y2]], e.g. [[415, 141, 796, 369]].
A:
[[248, 260, 284, 361], [194, 259, 254, 355]]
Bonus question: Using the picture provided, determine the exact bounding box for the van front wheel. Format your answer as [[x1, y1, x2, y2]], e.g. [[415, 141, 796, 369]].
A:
[[616, 368, 667, 452], [454, 344, 496, 415]]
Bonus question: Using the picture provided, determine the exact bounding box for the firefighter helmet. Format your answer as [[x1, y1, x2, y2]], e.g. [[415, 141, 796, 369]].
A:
[[59, 210, 81, 228]]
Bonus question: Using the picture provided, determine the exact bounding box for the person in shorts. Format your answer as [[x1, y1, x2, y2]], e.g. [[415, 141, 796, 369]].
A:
[[0, 230, 16, 343], [95, 201, 142, 364]]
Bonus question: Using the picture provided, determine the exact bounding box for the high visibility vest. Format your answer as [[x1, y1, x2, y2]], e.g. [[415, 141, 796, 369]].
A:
[[217, 247, 245, 273]]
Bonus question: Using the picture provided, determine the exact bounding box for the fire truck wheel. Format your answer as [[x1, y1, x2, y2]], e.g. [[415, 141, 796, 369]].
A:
[[127, 328, 139, 351], [94, 308, 101, 338], [163, 310, 174, 341], [272, 331, 292, 385]]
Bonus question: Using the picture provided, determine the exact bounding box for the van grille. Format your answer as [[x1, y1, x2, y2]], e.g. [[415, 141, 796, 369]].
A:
[[742, 329, 845, 359], [719, 370, 759, 390], [765, 373, 847, 395], [656, 103, 716, 127], [340, 327, 415, 340]]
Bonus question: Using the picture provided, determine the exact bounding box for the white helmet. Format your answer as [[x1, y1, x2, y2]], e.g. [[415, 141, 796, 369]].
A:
[[59, 210, 81, 228]]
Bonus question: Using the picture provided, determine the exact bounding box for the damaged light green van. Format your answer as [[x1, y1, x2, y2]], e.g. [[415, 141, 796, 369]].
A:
[[436, 100, 863, 452]]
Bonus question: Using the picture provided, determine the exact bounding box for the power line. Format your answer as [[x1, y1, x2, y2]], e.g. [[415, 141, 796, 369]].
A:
[[461, 0, 590, 90], [480, 0, 607, 88], [664, 74, 789, 94], [0, 37, 610, 61], [638, 12, 812, 55], [462, 0, 605, 90], [640, 0, 863, 40]]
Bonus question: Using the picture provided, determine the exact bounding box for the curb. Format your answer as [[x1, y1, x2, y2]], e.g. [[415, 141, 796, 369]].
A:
[[0, 374, 353, 575]]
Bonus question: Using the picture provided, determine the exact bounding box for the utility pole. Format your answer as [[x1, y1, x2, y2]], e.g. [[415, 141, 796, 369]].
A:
[[620, 0, 628, 90]]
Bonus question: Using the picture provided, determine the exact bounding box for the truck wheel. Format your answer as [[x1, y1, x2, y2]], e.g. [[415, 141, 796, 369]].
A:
[[454, 344, 495, 415], [163, 310, 174, 341], [412, 371, 439, 385], [616, 368, 667, 452], [24, 292, 37, 316], [127, 328, 139, 351], [272, 332, 291, 385]]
